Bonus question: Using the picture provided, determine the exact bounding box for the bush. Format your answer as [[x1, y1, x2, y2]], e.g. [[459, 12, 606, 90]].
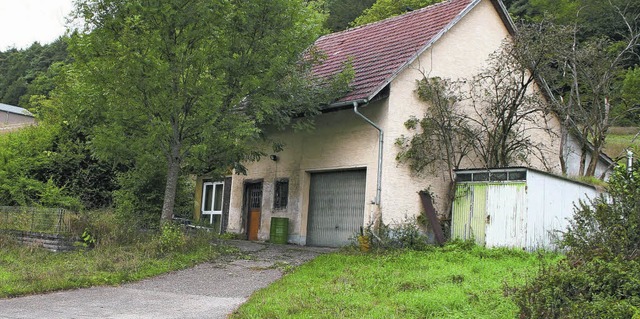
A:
[[513, 258, 640, 319], [358, 216, 433, 251], [513, 162, 640, 318], [113, 157, 194, 226], [156, 222, 187, 255], [561, 163, 640, 262]]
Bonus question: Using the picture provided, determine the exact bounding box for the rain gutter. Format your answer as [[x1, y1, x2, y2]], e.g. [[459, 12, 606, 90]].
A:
[[353, 100, 383, 205]]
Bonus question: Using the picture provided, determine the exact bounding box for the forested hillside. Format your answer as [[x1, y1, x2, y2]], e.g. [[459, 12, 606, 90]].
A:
[[0, 38, 68, 109]]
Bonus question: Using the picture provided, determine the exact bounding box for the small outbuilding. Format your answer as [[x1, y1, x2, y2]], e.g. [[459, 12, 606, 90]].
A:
[[0, 103, 35, 133], [451, 167, 599, 250]]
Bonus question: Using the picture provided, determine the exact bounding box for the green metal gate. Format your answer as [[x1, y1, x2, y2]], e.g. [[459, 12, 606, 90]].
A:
[[451, 184, 487, 245], [452, 182, 527, 247]]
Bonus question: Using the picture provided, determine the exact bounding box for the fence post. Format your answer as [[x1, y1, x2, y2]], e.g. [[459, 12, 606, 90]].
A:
[[56, 208, 62, 234], [30, 207, 35, 233]]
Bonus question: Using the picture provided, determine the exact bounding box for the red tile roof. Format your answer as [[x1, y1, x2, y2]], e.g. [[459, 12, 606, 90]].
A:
[[313, 0, 475, 104]]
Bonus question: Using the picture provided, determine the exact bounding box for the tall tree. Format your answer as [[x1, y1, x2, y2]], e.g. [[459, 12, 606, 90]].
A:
[[351, 0, 440, 27], [323, 0, 376, 32], [69, 0, 351, 222], [396, 76, 475, 217], [536, 4, 640, 176]]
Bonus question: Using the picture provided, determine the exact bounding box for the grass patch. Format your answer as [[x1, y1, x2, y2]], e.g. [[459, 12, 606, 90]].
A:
[[604, 127, 640, 161], [0, 227, 235, 298], [231, 244, 558, 319]]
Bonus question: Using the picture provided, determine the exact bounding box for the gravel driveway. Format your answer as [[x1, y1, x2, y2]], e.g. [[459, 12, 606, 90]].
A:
[[0, 240, 335, 319]]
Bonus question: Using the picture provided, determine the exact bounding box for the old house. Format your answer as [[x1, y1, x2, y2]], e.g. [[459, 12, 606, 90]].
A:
[[194, 0, 611, 247]]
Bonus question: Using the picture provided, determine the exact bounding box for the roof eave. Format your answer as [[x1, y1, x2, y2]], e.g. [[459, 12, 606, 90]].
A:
[[489, 0, 516, 36], [324, 98, 370, 112]]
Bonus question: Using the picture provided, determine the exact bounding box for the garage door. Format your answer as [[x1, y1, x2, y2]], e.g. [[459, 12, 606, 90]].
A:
[[307, 170, 366, 247]]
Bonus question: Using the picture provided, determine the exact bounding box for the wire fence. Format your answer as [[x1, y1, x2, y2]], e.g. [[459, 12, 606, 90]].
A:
[[0, 206, 78, 236]]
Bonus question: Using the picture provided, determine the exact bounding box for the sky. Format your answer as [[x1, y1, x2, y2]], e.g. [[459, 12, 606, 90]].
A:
[[0, 0, 75, 51]]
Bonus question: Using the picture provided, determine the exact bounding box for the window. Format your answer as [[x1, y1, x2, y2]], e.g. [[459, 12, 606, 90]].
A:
[[491, 172, 508, 181], [472, 173, 489, 181], [201, 181, 224, 231], [274, 179, 289, 209], [456, 173, 472, 182], [455, 170, 527, 182], [508, 171, 527, 181]]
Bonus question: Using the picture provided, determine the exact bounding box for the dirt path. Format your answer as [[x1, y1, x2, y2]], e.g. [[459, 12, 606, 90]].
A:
[[0, 240, 335, 319]]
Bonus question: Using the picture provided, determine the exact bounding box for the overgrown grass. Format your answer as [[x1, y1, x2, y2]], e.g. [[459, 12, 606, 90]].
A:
[[0, 226, 235, 298], [231, 243, 559, 319]]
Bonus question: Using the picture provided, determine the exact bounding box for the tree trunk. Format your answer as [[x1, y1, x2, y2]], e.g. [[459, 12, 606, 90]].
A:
[[586, 147, 600, 177], [161, 143, 182, 222], [559, 115, 569, 175], [579, 146, 587, 176]]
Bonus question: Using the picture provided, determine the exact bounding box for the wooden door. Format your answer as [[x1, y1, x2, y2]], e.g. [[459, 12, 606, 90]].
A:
[[245, 183, 262, 241]]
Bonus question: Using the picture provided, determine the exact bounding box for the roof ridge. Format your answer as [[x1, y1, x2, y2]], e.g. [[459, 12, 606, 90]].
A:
[[317, 0, 456, 41], [311, 0, 478, 104]]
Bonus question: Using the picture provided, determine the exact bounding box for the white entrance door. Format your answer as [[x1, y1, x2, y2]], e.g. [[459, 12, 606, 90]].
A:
[[201, 181, 224, 232]]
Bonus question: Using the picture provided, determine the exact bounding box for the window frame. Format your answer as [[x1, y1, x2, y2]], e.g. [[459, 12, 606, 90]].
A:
[[201, 181, 224, 225], [273, 179, 289, 210]]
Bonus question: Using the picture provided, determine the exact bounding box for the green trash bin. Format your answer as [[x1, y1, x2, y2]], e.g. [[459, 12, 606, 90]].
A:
[[270, 217, 289, 244]]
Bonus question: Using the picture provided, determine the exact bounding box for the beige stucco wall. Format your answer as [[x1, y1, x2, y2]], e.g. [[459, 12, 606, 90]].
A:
[[227, 101, 385, 244], [379, 0, 553, 224]]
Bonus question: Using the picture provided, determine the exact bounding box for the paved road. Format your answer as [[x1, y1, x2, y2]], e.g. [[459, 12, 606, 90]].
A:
[[0, 241, 334, 319]]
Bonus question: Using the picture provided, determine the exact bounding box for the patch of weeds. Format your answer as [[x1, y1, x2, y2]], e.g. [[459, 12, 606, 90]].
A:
[[156, 222, 186, 255], [213, 244, 241, 257], [354, 216, 434, 252], [450, 274, 465, 284], [0, 210, 233, 298], [240, 254, 256, 261], [272, 261, 295, 274], [219, 232, 244, 240]]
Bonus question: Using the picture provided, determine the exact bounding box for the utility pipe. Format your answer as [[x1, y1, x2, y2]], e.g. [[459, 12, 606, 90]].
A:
[[353, 101, 383, 205], [627, 149, 634, 174]]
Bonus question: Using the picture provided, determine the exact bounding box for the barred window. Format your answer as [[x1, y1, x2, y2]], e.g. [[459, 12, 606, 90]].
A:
[[274, 179, 289, 209]]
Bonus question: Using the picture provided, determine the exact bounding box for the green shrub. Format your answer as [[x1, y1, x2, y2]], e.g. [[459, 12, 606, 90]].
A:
[[0, 123, 117, 210], [513, 162, 640, 318], [359, 216, 433, 251], [156, 222, 187, 255], [561, 163, 640, 262], [513, 258, 640, 319]]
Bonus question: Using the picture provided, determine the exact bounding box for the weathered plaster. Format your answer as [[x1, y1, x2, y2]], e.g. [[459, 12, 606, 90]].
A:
[[226, 101, 385, 243]]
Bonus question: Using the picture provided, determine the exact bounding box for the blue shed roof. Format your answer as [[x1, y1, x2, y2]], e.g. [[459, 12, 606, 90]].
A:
[[0, 103, 34, 117]]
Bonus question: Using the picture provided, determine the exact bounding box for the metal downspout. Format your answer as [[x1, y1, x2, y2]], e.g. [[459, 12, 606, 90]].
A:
[[353, 101, 383, 205]]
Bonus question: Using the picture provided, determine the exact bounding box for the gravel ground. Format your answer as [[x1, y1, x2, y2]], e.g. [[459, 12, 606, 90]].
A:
[[0, 240, 335, 319]]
